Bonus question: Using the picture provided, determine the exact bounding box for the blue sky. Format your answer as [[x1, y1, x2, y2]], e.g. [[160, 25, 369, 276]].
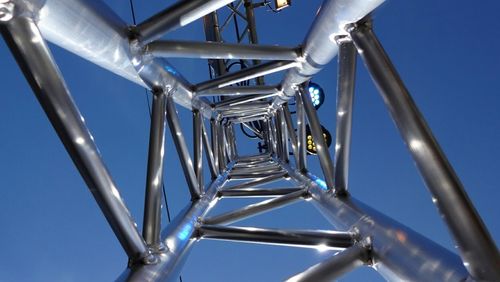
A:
[[0, 0, 499, 281]]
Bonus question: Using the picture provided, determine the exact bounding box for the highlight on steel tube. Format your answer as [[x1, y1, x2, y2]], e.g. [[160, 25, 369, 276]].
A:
[[1, 0, 498, 281]]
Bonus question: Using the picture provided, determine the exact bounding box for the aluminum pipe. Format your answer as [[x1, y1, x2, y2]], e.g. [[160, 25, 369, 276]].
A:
[[196, 85, 280, 97], [299, 86, 335, 190], [282, 104, 300, 166], [21, 0, 211, 115], [203, 189, 307, 225], [333, 37, 357, 195], [1, 15, 151, 262], [281, 162, 470, 282], [349, 21, 500, 281], [135, 0, 235, 44], [201, 121, 218, 179], [166, 95, 201, 199], [147, 40, 299, 61], [218, 188, 304, 198], [276, 0, 385, 100], [295, 91, 307, 171], [196, 60, 297, 92], [198, 225, 355, 249], [142, 91, 168, 249], [286, 243, 369, 282], [118, 164, 233, 281]]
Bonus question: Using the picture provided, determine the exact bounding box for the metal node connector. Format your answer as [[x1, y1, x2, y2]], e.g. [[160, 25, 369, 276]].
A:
[[0, 1, 14, 22]]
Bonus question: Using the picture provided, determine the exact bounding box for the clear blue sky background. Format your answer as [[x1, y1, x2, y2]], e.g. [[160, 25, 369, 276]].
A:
[[1, 0, 499, 281]]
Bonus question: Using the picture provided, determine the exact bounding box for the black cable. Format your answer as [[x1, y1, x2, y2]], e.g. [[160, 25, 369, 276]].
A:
[[264, 1, 281, 13], [240, 123, 258, 139], [226, 61, 250, 87], [144, 89, 152, 116], [128, 0, 137, 25]]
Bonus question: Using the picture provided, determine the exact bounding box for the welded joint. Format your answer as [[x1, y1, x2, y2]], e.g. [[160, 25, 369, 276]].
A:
[[334, 34, 353, 46], [127, 251, 159, 268], [0, 0, 41, 23], [148, 242, 168, 255], [215, 190, 224, 198], [0, 0, 14, 22], [193, 219, 204, 241], [356, 236, 374, 265], [302, 188, 313, 201], [344, 15, 372, 35], [278, 83, 301, 102], [295, 44, 305, 61], [333, 186, 350, 198]]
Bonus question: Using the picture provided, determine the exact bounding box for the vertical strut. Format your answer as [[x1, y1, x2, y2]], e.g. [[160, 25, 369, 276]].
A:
[[295, 92, 307, 171], [193, 110, 204, 191], [299, 86, 335, 190], [217, 120, 227, 171], [333, 36, 357, 196], [228, 125, 238, 159], [277, 109, 289, 163], [210, 118, 220, 173], [166, 95, 201, 199], [275, 113, 284, 160], [283, 104, 300, 166], [201, 120, 218, 179], [0, 16, 151, 262], [143, 91, 168, 249], [223, 125, 232, 161], [348, 20, 500, 280]]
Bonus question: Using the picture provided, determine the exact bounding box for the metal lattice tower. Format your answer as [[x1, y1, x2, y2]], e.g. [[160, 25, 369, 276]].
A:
[[1, 0, 499, 281]]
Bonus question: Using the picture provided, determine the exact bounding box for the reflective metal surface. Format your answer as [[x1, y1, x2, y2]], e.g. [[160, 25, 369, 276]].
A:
[[201, 120, 218, 179], [0, 15, 150, 262], [333, 37, 357, 196], [349, 20, 500, 281], [210, 118, 220, 174], [118, 163, 234, 281], [35, 0, 143, 85], [214, 93, 277, 108], [148, 40, 299, 60], [195, 60, 297, 92], [166, 95, 201, 199], [196, 85, 279, 97], [135, 0, 235, 44], [277, 0, 385, 100], [218, 188, 303, 198], [198, 225, 355, 249], [143, 91, 168, 249], [283, 104, 300, 166], [286, 243, 369, 282], [3, 0, 498, 281], [299, 87, 335, 189], [193, 110, 204, 191], [295, 92, 307, 171], [203, 188, 307, 225], [282, 162, 470, 282]]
